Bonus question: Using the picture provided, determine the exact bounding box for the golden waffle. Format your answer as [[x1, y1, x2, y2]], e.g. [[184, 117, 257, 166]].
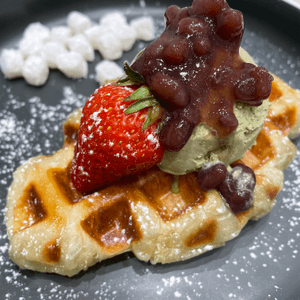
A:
[[5, 75, 300, 277]]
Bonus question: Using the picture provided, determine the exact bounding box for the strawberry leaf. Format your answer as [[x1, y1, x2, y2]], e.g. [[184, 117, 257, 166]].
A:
[[123, 85, 151, 102], [116, 62, 146, 86], [124, 98, 159, 114], [142, 105, 162, 130], [124, 62, 145, 84], [149, 104, 162, 121], [142, 108, 153, 130], [113, 80, 134, 86], [114, 59, 164, 131]]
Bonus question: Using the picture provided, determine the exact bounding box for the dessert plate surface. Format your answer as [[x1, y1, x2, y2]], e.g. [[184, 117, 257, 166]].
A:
[[0, 0, 299, 299]]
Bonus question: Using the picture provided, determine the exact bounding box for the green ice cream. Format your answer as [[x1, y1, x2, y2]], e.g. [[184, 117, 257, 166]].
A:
[[158, 48, 270, 175]]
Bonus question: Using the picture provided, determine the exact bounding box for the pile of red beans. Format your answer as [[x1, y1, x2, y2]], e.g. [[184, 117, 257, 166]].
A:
[[132, 0, 273, 152]]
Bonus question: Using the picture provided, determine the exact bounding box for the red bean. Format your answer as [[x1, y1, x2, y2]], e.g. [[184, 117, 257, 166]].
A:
[[193, 36, 211, 56], [218, 112, 238, 133], [252, 66, 274, 100], [150, 73, 189, 107], [165, 5, 180, 26], [178, 17, 210, 36], [163, 37, 190, 64], [178, 7, 191, 21], [217, 163, 256, 214], [216, 9, 244, 40], [144, 40, 165, 60], [234, 64, 273, 105], [180, 102, 201, 125], [197, 162, 227, 190], [191, 0, 229, 16], [159, 118, 194, 152]]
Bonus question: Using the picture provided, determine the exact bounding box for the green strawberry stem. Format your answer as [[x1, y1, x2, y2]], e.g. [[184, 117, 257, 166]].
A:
[[114, 62, 164, 131], [115, 62, 146, 86], [123, 85, 152, 101], [124, 98, 159, 114], [142, 105, 162, 130]]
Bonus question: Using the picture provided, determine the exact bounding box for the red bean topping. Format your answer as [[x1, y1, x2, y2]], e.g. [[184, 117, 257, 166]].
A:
[[252, 67, 274, 101], [178, 7, 192, 21], [234, 64, 274, 105], [234, 77, 257, 103], [180, 102, 201, 125], [178, 17, 210, 36], [163, 37, 190, 64], [216, 9, 244, 40], [191, 0, 229, 17], [143, 40, 165, 60], [193, 36, 211, 56], [218, 112, 239, 134], [165, 5, 181, 27], [217, 163, 256, 214], [196, 162, 256, 214], [210, 66, 234, 88], [159, 117, 194, 152], [150, 73, 190, 107], [131, 0, 273, 152], [197, 162, 227, 190]]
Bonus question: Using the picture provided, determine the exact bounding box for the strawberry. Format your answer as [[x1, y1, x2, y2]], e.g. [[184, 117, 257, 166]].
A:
[[70, 71, 165, 194]]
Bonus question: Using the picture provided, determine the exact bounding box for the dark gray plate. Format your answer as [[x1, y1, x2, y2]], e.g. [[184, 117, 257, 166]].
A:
[[0, 0, 300, 299]]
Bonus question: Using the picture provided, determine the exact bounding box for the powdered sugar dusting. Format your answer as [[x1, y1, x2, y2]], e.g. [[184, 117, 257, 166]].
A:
[[0, 84, 87, 297]]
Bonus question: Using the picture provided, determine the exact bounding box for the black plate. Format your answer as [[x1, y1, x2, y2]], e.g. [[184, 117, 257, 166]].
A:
[[1, 0, 300, 299]]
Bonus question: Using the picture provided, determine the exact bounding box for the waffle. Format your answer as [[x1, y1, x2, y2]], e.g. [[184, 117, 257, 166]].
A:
[[5, 75, 300, 277]]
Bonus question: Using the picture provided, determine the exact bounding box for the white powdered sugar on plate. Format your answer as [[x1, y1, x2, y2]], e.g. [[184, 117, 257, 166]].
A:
[[0, 85, 88, 298]]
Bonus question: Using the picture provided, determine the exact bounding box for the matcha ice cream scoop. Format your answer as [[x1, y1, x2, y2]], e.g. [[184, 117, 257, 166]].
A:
[[158, 48, 269, 175]]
